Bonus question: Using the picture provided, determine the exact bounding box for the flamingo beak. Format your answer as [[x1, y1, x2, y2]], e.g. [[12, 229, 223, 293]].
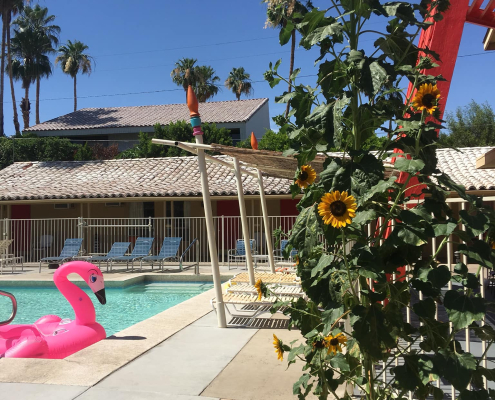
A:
[[95, 288, 106, 305]]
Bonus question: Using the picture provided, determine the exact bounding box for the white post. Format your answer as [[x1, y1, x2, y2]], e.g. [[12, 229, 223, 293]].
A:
[[257, 169, 276, 273], [195, 135, 227, 328], [233, 157, 255, 285]]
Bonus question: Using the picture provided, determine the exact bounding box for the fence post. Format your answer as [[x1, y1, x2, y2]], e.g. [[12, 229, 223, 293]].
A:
[[148, 216, 152, 238], [221, 215, 225, 265], [195, 239, 200, 275]]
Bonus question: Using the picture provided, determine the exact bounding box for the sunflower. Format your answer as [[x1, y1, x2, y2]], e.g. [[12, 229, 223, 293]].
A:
[[254, 279, 268, 301], [325, 332, 347, 355], [273, 334, 284, 361], [295, 165, 316, 189], [318, 190, 357, 228], [412, 83, 441, 115]]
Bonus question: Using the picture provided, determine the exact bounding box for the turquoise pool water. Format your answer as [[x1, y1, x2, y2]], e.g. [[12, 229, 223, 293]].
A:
[[0, 282, 214, 336]]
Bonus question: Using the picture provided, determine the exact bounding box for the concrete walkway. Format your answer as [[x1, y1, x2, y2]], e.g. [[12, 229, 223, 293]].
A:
[[0, 312, 256, 400]]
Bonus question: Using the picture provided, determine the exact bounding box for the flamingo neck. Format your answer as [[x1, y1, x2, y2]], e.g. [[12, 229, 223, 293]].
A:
[[54, 266, 95, 325]]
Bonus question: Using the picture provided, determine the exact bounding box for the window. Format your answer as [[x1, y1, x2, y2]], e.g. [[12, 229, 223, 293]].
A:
[[229, 128, 241, 144]]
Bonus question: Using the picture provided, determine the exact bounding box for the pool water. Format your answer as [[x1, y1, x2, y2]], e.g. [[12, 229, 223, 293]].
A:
[[0, 282, 214, 336]]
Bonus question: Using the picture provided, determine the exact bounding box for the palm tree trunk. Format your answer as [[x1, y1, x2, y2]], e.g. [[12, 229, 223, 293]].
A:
[[22, 86, 29, 130], [285, 29, 296, 118], [7, 21, 20, 135], [36, 76, 40, 124], [73, 75, 77, 112], [0, 19, 6, 137]]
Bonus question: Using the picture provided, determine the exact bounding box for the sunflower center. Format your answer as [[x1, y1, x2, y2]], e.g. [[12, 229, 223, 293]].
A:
[[299, 171, 308, 181], [421, 93, 435, 108], [330, 338, 340, 346], [313, 340, 325, 349], [330, 200, 347, 217]]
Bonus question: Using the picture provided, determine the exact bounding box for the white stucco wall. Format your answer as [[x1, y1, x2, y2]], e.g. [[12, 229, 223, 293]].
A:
[[245, 101, 270, 140]]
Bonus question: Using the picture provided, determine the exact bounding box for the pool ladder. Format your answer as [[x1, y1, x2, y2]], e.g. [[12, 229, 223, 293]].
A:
[[0, 289, 17, 326]]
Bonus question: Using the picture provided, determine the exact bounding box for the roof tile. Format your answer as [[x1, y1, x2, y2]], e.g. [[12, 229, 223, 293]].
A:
[[27, 99, 268, 132]]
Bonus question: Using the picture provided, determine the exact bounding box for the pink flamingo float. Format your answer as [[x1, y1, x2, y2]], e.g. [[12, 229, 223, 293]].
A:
[[0, 261, 106, 359]]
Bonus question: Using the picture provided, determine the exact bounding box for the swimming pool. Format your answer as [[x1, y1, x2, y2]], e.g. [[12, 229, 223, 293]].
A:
[[0, 282, 214, 336]]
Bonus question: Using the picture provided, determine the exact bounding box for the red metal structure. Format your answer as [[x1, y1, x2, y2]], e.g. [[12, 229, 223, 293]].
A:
[[406, 0, 495, 119]]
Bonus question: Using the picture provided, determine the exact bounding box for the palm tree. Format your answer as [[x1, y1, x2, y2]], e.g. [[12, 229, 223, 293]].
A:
[[8, 26, 51, 129], [263, 0, 312, 117], [225, 67, 253, 101], [55, 40, 93, 112], [13, 5, 60, 124], [195, 65, 220, 102], [1, 0, 25, 135], [170, 58, 199, 101]]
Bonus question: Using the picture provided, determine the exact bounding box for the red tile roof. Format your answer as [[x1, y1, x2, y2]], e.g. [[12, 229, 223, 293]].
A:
[[26, 99, 268, 132]]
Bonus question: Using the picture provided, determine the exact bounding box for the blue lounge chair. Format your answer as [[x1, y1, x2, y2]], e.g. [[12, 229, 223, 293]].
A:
[[278, 239, 298, 260], [39, 238, 83, 272], [140, 237, 182, 271], [88, 242, 131, 272], [228, 239, 256, 270], [110, 237, 154, 271]]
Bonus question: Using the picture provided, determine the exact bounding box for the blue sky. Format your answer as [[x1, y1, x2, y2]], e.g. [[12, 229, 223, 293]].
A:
[[4, 0, 495, 137]]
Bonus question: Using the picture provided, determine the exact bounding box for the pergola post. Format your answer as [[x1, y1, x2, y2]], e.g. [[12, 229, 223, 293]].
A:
[[233, 157, 255, 285], [187, 87, 227, 328], [257, 169, 275, 273]]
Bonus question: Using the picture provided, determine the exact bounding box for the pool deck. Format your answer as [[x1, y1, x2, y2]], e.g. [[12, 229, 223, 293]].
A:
[[0, 264, 328, 399]]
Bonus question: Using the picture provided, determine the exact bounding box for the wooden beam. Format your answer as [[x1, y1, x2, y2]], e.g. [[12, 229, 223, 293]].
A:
[[484, 29, 495, 50], [476, 148, 495, 169]]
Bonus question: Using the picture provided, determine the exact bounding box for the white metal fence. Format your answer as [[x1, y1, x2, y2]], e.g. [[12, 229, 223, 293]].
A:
[[0, 215, 298, 264]]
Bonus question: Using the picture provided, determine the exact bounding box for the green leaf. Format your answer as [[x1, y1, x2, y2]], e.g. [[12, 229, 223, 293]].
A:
[[471, 323, 495, 341], [293, 373, 311, 395], [369, 61, 387, 96], [394, 157, 425, 173], [413, 297, 436, 319], [458, 240, 493, 269], [330, 353, 350, 371], [432, 219, 457, 237], [311, 254, 334, 278], [279, 20, 295, 45], [433, 349, 477, 391], [352, 209, 377, 225], [392, 355, 421, 391], [444, 290, 485, 330], [397, 225, 428, 246], [333, 95, 349, 148], [361, 176, 397, 203], [301, 22, 343, 47], [459, 209, 490, 237]]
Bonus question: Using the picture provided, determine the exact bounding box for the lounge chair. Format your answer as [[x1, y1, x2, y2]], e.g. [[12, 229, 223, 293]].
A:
[[110, 237, 154, 271], [231, 271, 299, 285], [140, 237, 182, 271], [211, 292, 299, 327], [87, 242, 131, 272], [226, 282, 305, 297], [39, 238, 83, 272], [274, 239, 298, 261], [0, 239, 18, 274], [228, 239, 257, 270]]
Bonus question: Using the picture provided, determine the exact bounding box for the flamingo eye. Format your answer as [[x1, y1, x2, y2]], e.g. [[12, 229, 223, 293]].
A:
[[90, 275, 97, 283]]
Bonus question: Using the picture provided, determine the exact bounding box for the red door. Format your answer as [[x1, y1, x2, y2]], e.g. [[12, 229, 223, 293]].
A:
[[216, 200, 240, 251], [10, 205, 31, 257]]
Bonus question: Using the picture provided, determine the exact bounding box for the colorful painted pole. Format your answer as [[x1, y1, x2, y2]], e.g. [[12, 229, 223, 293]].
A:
[[187, 86, 227, 328]]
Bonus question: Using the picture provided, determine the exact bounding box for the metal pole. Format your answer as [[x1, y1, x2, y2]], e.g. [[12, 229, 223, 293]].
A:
[[257, 169, 275, 273], [233, 157, 255, 285], [196, 134, 227, 327]]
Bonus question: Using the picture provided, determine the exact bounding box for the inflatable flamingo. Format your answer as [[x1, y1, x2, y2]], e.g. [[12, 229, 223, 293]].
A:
[[0, 261, 106, 359]]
